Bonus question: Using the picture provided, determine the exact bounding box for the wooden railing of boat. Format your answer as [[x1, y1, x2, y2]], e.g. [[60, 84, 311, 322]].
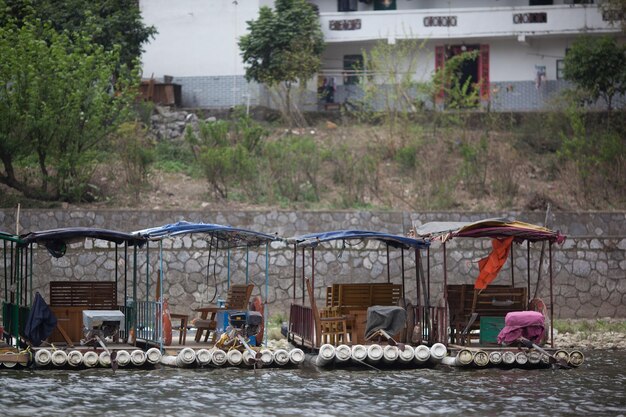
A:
[[414, 305, 447, 345], [288, 303, 315, 349]]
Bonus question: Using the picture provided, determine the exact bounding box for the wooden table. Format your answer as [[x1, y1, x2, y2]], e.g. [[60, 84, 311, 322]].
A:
[[193, 305, 227, 342], [170, 313, 189, 345]]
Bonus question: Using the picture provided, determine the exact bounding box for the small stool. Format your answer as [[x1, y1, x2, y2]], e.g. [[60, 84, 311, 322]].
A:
[[170, 313, 189, 345]]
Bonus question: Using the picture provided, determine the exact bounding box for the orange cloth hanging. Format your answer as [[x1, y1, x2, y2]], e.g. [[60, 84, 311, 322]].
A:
[[474, 236, 514, 290]]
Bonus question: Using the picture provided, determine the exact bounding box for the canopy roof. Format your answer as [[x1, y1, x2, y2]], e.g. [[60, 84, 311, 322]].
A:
[[20, 227, 147, 247], [412, 218, 565, 244], [134, 221, 278, 248], [286, 230, 429, 250]]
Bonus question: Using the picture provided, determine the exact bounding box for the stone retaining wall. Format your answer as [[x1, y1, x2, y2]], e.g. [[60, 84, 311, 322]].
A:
[[0, 209, 624, 319]]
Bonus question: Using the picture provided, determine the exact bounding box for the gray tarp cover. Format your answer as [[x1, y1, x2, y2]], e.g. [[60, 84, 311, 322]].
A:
[[364, 306, 407, 339]]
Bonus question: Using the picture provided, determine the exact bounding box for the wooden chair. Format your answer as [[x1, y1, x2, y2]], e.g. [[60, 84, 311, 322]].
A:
[[194, 284, 255, 343], [306, 278, 353, 347]]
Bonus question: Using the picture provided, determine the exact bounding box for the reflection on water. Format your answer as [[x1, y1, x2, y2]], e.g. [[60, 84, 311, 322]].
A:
[[1, 350, 625, 417]]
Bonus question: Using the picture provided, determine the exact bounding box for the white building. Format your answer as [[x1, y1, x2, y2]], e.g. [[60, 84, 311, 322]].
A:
[[140, 0, 622, 111]]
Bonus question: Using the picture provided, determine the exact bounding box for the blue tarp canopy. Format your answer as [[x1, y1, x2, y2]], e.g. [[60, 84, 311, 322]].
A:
[[134, 221, 278, 248], [286, 230, 429, 250], [20, 227, 146, 247]]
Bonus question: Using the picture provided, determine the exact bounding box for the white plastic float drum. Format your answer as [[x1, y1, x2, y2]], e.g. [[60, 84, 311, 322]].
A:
[[397, 345, 415, 363], [242, 350, 257, 366], [35, 349, 52, 367], [366, 344, 383, 363], [350, 345, 368, 363], [414, 345, 431, 364], [456, 349, 474, 366], [67, 350, 83, 367], [429, 343, 447, 361], [130, 350, 146, 366], [2, 351, 17, 368], [259, 349, 274, 366], [176, 347, 197, 367], [273, 349, 290, 366], [146, 347, 162, 365], [554, 350, 570, 364], [527, 350, 541, 365], [502, 351, 516, 365], [83, 351, 99, 368], [473, 350, 489, 367], [488, 351, 502, 365], [334, 345, 351, 363], [98, 351, 111, 367], [51, 350, 68, 367], [289, 348, 305, 366], [116, 350, 131, 367], [195, 349, 212, 366], [211, 348, 227, 366], [160, 355, 177, 367], [382, 345, 399, 364], [515, 351, 528, 365], [316, 344, 335, 367], [569, 350, 585, 367], [226, 349, 243, 366]]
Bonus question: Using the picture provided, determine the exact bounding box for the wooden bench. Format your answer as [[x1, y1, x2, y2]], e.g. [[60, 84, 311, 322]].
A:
[[323, 283, 403, 344], [326, 283, 402, 311], [49, 281, 118, 345], [447, 284, 528, 345]]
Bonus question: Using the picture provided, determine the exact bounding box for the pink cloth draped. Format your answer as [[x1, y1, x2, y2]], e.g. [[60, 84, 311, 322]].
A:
[[497, 311, 545, 345]]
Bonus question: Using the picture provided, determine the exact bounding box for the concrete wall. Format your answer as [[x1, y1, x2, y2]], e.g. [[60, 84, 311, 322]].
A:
[[1, 210, 624, 320]]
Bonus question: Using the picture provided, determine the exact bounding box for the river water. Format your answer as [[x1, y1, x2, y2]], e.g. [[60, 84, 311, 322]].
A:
[[1, 350, 625, 417]]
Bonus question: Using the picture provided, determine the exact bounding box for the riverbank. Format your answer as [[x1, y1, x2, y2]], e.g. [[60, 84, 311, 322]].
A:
[[550, 319, 625, 350]]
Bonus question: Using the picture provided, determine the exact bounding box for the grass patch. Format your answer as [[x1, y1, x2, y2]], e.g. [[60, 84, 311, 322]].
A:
[[554, 319, 626, 334]]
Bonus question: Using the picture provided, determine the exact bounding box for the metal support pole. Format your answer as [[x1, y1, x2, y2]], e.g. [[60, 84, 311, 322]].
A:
[[159, 240, 164, 352], [510, 244, 515, 287], [115, 244, 119, 302], [427, 247, 431, 307], [227, 247, 231, 289], [311, 248, 315, 290], [443, 242, 448, 343], [246, 246, 249, 285], [401, 248, 405, 301], [301, 247, 305, 304], [415, 248, 420, 306], [549, 242, 554, 348], [526, 241, 531, 303], [386, 244, 390, 283], [264, 242, 269, 347], [293, 244, 297, 300]]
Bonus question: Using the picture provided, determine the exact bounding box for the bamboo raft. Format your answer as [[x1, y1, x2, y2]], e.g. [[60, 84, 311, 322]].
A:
[[309, 343, 585, 370], [0, 346, 306, 370]]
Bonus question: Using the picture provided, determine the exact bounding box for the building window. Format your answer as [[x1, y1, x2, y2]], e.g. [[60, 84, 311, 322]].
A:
[[556, 59, 565, 80], [338, 0, 357, 12], [343, 55, 363, 85]]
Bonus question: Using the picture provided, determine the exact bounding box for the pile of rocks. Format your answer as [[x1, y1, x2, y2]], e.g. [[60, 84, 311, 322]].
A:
[[150, 106, 204, 141], [555, 330, 626, 350]]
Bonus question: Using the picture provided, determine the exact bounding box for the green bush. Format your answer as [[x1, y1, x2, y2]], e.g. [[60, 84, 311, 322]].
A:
[[264, 135, 320, 203]]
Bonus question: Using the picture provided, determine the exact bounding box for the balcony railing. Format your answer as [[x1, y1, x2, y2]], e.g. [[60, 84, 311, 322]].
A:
[[319, 5, 614, 43]]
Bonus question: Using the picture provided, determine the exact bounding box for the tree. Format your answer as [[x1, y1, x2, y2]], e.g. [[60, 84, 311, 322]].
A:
[[0, 20, 138, 201], [239, 0, 324, 126], [563, 36, 626, 111], [0, 0, 156, 69]]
